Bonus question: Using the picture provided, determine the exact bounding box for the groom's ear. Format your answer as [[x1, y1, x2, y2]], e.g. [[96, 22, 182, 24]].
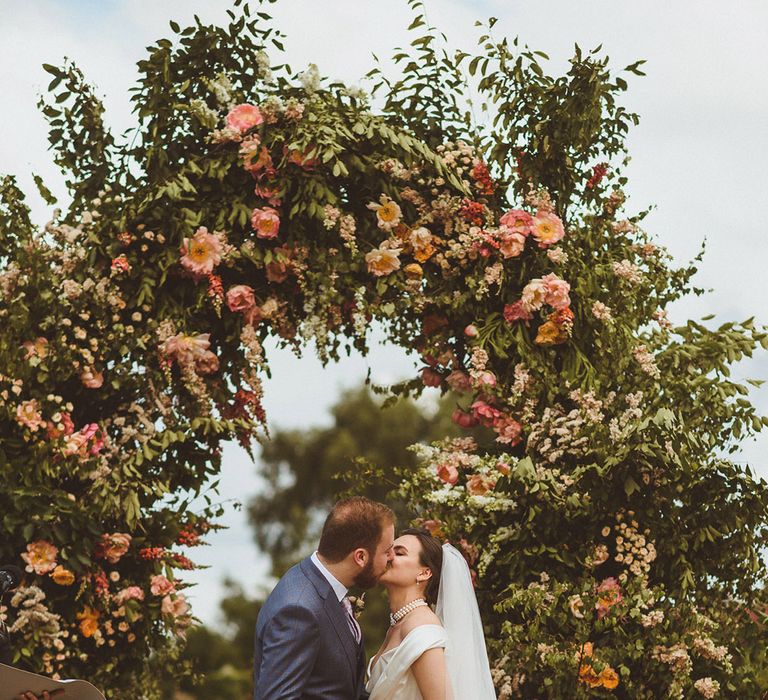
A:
[[352, 547, 368, 568]]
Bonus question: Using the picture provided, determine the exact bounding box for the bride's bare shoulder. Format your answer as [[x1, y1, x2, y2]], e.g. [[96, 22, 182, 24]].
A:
[[401, 606, 442, 635]]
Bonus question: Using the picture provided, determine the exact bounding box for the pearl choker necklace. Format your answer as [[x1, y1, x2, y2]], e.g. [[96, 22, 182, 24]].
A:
[[389, 598, 428, 626]]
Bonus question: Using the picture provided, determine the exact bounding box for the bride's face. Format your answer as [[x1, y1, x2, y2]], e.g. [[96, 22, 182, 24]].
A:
[[378, 534, 430, 588]]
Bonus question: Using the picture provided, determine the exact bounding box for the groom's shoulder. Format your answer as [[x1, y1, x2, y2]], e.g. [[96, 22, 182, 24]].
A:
[[267, 558, 324, 610]]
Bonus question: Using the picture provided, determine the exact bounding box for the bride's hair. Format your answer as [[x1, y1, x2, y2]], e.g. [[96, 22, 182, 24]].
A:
[[400, 528, 443, 606]]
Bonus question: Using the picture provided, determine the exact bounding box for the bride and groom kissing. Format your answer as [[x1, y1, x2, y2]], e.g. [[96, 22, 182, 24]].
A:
[[253, 496, 496, 699]]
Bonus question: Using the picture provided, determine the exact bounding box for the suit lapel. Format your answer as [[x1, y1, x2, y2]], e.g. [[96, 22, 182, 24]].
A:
[[300, 558, 359, 685]]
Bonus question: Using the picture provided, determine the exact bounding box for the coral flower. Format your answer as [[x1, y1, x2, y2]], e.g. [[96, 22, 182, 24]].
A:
[[16, 400, 45, 432], [531, 211, 565, 248], [436, 463, 459, 485], [162, 593, 191, 619], [494, 416, 523, 445], [77, 606, 100, 638], [113, 586, 145, 604], [470, 400, 501, 427], [421, 368, 442, 388], [225, 103, 264, 133], [446, 370, 472, 394], [51, 565, 75, 586], [180, 227, 224, 277], [251, 207, 281, 239], [365, 247, 401, 277], [22, 540, 58, 575], [367, 195, 402, 231], [451, 408, 478, 429]]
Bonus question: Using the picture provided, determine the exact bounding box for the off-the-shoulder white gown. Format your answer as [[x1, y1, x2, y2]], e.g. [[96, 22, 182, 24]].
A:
[[366, 624, 448, 700]]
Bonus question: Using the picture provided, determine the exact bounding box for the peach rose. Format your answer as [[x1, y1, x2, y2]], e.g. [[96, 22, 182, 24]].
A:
[[95, 533, 132, 564], [409, 227, 436, 262], [531, 210, 565, 248], [521, 278, 547, 312], [22, 540, 58, 574], [251, 207, 280, 239], [80, 367, 104, 389], [498, 230, 526, 259], [226, 103, 264, 133], [466, 474, 496, 496], [365, 247, 401, 277]]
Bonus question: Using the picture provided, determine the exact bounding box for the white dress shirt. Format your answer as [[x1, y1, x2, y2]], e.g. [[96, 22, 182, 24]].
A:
[[311, 551, 348, 602]]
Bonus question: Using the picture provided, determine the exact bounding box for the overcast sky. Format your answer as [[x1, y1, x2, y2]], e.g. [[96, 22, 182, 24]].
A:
[[1, 0, 766, 626]]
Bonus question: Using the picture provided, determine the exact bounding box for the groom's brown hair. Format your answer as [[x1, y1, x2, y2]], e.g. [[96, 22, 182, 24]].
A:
[[318, 496, 394, 562]]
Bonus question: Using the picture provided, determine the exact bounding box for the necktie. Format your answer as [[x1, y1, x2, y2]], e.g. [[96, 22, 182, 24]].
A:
[[341, 596, 362, 644]]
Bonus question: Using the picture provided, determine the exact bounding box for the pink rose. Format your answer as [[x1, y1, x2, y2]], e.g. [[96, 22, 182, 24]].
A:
[[226, 285, 256, 313], [503, 301, 533, 323], [542, 273, 571, 310], [421, 368, 442, 388], [251, 207, 281, 239], [498, 230, 527, 259], [451, 408, 479, 429], [494, 416, 523, 445], [436, 463, 459, 485], [471, 400, 501, 427], [113, 586, 145, 605], [464, 324, 479, 338], [226, 103, 264, 133], [446, 370, 472, 394], [531, 210, 565, 248], [499, 209, 533, 236], [80, 367, 104, 389], [150, 575, 176, 596]]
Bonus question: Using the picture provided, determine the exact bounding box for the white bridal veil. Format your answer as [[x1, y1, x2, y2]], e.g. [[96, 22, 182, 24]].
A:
[[435, 544, 497, 699]]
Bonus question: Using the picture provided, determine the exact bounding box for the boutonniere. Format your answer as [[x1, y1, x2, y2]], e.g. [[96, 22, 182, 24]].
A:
[[347, 593, 366, 619]]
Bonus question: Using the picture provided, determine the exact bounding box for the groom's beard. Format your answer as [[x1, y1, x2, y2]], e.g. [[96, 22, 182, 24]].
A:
[[353, 557, 379, 589]]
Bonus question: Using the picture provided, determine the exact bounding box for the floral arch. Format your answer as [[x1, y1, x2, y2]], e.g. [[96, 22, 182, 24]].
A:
[[1, 3, 767, 698]]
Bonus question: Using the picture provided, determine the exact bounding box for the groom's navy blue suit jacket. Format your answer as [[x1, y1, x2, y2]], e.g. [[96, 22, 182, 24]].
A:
[[254, 556, 366, 699]]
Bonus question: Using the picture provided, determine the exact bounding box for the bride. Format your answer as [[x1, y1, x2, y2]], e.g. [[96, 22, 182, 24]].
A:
[[366, 528, 496, 700]]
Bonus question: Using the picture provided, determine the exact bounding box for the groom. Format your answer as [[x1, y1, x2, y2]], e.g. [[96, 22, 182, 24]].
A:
[[254, 496, 395, 699]]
